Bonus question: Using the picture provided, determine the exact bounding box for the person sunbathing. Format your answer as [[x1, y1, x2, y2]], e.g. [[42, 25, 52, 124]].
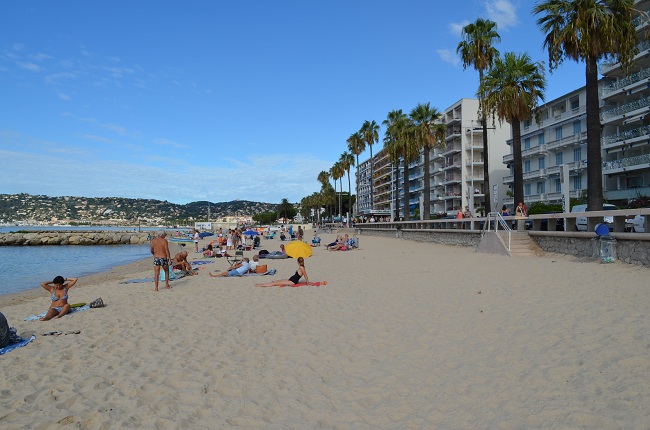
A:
[[172, 251, 196, 276], [326, 236, 343, 250], [255, 257, 310, 287], [39, 276, 79, 321], [210, 258, 250, 277], [329, 234, 350, 251], [202, 244, 214, 257]]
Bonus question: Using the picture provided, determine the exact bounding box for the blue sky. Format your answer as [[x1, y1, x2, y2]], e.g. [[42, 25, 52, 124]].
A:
[[0, 0, 584, 205]]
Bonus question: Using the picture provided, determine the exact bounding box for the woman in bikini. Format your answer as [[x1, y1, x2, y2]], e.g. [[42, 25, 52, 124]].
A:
[[255, 257, 311, 287], [40, 276, 78, 321]]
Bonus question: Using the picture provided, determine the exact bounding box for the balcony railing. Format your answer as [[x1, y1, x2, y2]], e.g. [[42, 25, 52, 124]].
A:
[[522, 143, 548, 157], [600, 95, 650, 121], [601, 124, 650, 146], [603, 153, 650, 171], [601, 67, 650, 97], [547, 131, 587, 150], [601, 39, 650, 71]]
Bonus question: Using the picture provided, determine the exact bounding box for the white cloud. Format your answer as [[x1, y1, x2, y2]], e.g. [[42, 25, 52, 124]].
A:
[[152, 137, 190, 150], [57, 93, 71, 101], [436, 49, 460, 67], [449, 20, 470, 36], [484, 0, 518, 30], [18, 62, 40, 72]]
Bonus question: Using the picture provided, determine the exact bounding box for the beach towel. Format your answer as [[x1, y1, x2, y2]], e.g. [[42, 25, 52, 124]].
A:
[[256, 281, 327, 288], [242, 269, 277, 276], [120, 272, 186, 284], [24, 305, 90, 321], [0, 335, 36, 355], [190, 260, 214, 266]]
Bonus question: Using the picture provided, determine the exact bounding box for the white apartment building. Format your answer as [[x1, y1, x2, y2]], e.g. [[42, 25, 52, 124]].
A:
[[355, 98, 510, 219], [599, 0, 650, 202], [429, 98, 511, 216], [502, 87, 588, 207]]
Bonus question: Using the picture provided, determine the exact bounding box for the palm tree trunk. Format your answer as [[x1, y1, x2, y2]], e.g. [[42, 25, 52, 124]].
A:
[[480, 69, 491, 214], [512, 120, 524, 208], [354, 154, 359, 216], [423, 147, 431, 220], [394, 163, 400, 221], [403, 162, 410, 221], [347, 171, 352, 217], [586, 56, 603, 213], [369, 145, 374, 212]]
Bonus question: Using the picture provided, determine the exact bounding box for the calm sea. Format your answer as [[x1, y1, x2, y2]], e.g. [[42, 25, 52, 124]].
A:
[[0, 226, 160, 297]]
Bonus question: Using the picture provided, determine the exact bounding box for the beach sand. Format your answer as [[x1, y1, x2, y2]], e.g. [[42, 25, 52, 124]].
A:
[[1, 232, 649, 429]]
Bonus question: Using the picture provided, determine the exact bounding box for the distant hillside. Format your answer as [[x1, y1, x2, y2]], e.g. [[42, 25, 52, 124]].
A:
[[0, 193, 280, 225]]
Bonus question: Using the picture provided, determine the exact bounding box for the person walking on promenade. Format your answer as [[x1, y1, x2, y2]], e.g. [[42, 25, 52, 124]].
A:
[[151, 231, 172, 291]]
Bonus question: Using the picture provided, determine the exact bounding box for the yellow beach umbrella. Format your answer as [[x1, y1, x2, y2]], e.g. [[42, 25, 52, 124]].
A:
[[284, 240, 313, 258]]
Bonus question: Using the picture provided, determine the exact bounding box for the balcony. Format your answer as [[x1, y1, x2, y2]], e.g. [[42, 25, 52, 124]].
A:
[[523, 168, 547, 180], [466, 173, 484, 181], [442, 162, 462, 171], [503, 153, 514, 163], [522, 143, 548, 158], [601, 39, 650, 75], [547, 131, 587, 150], [466, 159, 484, 166], [503, 175, 514, 184], [602, 153, 650, 173], [440, 144, 462, 156], [442, 176, 462, 185], [600, 95, 650, 123], [600, 67, 650, 99], [601, 124, 650, 149], [445, 128, 462, 141]]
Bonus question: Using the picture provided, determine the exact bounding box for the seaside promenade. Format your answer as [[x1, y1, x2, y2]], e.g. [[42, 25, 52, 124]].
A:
[[1, 233, 649, 428]]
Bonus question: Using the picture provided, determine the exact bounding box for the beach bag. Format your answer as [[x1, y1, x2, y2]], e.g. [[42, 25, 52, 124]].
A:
[[259, 250, 269, 255], [89, 298, 105, 308], [256, 264, 268, 274], [159, 268, 176, 281]]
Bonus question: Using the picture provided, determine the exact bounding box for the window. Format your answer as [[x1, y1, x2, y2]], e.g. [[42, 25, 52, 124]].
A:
[[570, 96, 579, 110], [555, 127, 563, 140], [525, 183, 531, 196], [573, 121, 581, 135], [523, 119, 531, 128], [555, 152, 563, 165], [537, 181, 545, 194], [573, 175, 582, 190], [538, 134, 545, 145], [539, 157, 545, 169], [524, 137, 531, 149], [573, 147, 582, 162], [524, 160, 531, 172], [555, 178, 561, 192]]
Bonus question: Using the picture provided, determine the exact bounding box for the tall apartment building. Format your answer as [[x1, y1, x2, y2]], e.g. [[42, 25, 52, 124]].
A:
[[355, 98, 510, 220], [502, 87, 588, 207], [429, 98, 510, 216], [599, 1, 650, 202]]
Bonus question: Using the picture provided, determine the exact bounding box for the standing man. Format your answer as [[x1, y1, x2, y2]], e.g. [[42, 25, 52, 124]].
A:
[[150, 231, 172, 291], [193, 229, 200, 253]]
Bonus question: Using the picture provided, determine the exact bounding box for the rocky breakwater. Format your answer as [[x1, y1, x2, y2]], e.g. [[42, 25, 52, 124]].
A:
[[0, 231, 151, 246]]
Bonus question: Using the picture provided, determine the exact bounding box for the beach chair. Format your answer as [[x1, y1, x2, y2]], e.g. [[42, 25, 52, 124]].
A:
[[227, 250, 244, 267]]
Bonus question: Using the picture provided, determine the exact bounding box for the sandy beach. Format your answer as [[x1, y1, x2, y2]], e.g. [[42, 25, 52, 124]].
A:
[[1, 232, 649, 429]]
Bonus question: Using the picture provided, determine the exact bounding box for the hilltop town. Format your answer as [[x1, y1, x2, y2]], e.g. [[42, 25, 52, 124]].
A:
[[0, 193, 280, 227]]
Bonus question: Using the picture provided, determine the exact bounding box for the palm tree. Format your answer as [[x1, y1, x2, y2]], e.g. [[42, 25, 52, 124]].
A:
[[383, 109, 406, 220], [330, 162, 345, 222], [409, 103, 445, 219], [385, 114, 417, 220], [279, 198, 294, 224], [480, 52, 546, 208], [340, 151, 355, 218], [347, 132, 365, 215], [360, 120, 380, 212], [534, 0, 638, 213], [457, 18, 501, 214]]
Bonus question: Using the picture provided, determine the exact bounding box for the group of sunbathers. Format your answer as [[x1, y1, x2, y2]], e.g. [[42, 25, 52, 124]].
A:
[[325, 234, 357, 251]]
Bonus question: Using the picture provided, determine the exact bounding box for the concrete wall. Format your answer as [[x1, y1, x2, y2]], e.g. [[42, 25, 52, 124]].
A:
[[357, 227, 650, 267]]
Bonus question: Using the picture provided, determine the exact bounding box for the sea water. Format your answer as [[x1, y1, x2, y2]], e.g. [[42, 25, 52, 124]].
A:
[[0, 226, 158, 297]]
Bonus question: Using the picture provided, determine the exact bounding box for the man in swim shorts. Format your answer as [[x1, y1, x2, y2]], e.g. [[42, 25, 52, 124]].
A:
[[150, 231, 172, 291]]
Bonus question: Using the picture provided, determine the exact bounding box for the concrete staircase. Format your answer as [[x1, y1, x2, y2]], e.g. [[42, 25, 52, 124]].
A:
[[509, 231, 543, 257]]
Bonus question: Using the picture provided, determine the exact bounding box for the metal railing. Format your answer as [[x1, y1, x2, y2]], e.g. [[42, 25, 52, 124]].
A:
[[484, 212, 511, 251], [600, 95, 650, 121], [601, 124, 650, 146], [600, 67, 650, 97]]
